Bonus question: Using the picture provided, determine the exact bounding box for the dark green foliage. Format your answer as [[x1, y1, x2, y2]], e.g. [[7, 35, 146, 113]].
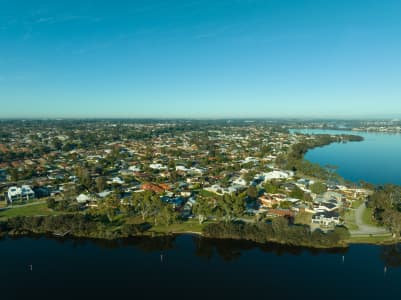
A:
[[203, 220, 349, 248], [289, 186, 305, 199], [310, 182, 327, 194], [264, 181, 279, 194], [3, 214, 150, 239], [247, 186, 258, 200], [368, 185, 401, 237], [46, 198, 57, 209]]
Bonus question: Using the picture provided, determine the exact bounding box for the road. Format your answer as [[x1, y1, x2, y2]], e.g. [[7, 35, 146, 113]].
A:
[[350, 202, 388, 236]]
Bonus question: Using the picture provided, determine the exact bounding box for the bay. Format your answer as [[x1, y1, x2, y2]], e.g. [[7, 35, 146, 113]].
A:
[[292, 129, 401, 185]]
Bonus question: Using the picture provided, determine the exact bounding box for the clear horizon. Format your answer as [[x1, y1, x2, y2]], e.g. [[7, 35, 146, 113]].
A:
[[1, 0, 401, 118]]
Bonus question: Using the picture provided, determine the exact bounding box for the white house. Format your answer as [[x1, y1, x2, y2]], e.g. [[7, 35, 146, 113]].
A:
[[7, 185, 35, 202], [312, 211, 341, 226], [128, 165, 141, 172], [233, 177, 248, 186], [263, 170, 294, 181], [189, 167, 204, 174], [110, 177, 125, 185], [242, 157, 259, 164], [149, 163, 167, 170], [76, 194, 91, 204], [176, 165, 189, 172]]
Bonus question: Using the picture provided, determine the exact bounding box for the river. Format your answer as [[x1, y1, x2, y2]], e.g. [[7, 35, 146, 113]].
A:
[[1, 235, 401, 300], [292, 129, 401, 185]]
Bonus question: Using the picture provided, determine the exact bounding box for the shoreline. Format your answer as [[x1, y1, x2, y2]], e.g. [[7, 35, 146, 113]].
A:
[[2, 230, 398, 249]]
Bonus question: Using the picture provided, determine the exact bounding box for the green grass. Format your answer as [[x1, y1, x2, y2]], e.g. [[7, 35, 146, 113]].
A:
[[0, 202, 61, 220], [150, 220, 205, 234], [348, 233, 393, 244], [351, 199, 364, 209], [362, 207, 378, 226], [294, 212, 313, 225], [342, 209, 359, 231], [198, 189, 219, 198]]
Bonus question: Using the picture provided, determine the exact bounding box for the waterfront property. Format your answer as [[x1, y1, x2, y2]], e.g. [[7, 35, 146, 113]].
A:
[[7, 185, 35, 203]]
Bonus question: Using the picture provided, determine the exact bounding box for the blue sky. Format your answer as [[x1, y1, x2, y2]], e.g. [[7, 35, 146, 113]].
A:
[[1, 0, 401, 118]]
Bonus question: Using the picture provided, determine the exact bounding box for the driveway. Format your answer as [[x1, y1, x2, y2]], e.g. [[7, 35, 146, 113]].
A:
[[350, 202, 388, 236]]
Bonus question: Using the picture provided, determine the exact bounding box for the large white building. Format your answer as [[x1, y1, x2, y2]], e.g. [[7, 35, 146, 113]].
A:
[[263, 170, 294, 181], [7, 185, 35, 202]]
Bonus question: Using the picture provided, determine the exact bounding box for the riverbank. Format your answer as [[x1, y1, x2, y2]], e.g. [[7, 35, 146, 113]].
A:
[[1, 211, 399, 248]]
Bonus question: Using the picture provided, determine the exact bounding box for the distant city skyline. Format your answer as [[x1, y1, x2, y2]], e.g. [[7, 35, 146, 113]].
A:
[[1, 0, 401, 118]]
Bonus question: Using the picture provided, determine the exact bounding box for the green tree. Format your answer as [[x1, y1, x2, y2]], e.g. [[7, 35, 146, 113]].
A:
[[46, 198, 57, 209], [272, 217, 288, 236], [382, 210, 401, 238], [193, 199, 211, 224], [247, 186, 258, 200], [264, 181, 279, 194], [96, 177, 106, 193], [289, 186, 305, 199], [131, 192, 158, 221], [310, 182, 327, 194]]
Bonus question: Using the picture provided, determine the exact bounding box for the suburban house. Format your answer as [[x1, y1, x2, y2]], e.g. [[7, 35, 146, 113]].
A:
[[267, 208, 295, 218], [141, 183, 170, 194], [7, 185, 35, 202], [258, 193, 287, 208], [263, 170, 294, 181], [232, 177, 247, 186], [312, 211, 341, 226]]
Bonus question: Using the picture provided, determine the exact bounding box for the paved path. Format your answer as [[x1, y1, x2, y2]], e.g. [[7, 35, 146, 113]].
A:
[[350, 202, 388, 236]]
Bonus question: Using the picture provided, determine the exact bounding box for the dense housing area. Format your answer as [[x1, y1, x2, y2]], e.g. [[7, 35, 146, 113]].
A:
[[0, 119, 397, 247]]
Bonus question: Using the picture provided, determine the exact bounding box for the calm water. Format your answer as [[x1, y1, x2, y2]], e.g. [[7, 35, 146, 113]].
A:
[[292, 129, 401, 185], [1, 235, 400, 300]]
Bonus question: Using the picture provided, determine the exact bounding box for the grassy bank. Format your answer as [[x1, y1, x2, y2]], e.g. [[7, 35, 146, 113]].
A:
[[150, 220, 204, 235], [0, 202, 63, 220], [347, 233, 394, 245]]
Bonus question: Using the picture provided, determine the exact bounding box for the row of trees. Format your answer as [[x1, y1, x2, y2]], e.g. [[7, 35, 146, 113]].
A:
[[1, 214, 149, 239], [368, 185, 401, 238], [203, 218, 350, 248]]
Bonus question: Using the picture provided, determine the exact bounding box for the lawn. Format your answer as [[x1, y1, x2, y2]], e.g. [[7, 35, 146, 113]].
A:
[[294, 211, 313, 225], [150, 220, 205, 234], [362, 207, 378, 226], [342, 209, 359, 231], [348, 233, 393, 244], [0, 202, 61, 220], [124, 215, 206, 235], [351, 199, 364, 209]]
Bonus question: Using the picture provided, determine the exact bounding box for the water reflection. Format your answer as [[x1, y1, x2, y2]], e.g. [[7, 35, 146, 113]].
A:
[[1, 234, 348, 260], [381, 244, 401, 268], [193, 236, 348, 261], [3, 234, 400, 269]]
